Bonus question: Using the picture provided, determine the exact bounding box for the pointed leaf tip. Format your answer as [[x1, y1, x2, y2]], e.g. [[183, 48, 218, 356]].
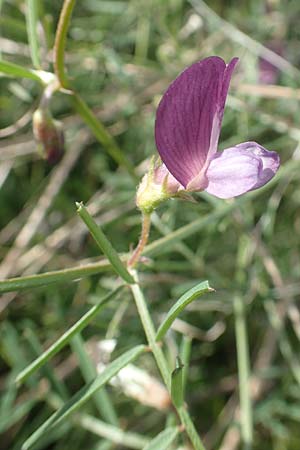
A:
[[156, 280, 213, 341]]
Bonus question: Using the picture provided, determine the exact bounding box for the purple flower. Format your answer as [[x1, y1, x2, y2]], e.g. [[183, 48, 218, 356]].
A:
[[155, 56, 280, 199]]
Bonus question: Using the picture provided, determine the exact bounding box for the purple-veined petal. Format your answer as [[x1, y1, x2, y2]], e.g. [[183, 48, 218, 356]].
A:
[[204, 142, 280, 199], [155, 56, 238, 188]]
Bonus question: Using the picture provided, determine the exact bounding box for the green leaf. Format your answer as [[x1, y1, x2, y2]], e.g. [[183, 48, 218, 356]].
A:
[[171, 357, 184, 408], [22, 345, 146, 450], [156, 280, 214, 341], [0, 260, 113, 293], [71, 333, 118, 425], [0, 59, 43, 82], [76, 202, 135, 284], [16, 286, 123, 385], [26, 0, 41, 68], [143, 426, 179, 450]]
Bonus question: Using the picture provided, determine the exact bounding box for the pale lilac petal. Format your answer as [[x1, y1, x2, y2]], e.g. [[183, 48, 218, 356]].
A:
[[235, 142, 280, 188], [154, 163, 183, 194], [204, 142, 280, 199], [155, 56, 238, 188]]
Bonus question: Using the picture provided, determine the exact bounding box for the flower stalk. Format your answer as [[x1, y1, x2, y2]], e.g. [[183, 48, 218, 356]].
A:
[[127, 213, 151, 268]]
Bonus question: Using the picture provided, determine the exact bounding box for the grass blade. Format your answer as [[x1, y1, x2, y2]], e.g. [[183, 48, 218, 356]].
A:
[[26, 0, 41, 68], [16, 286, 123, 385], [156, 281, 214, 341], [77, 413, 149, 449], [71, 333, 118, 425], [0, 260, 113, 293], [21, 345, 146, 450], [0, 60, 43, 82], [143, 426, 179, 450]]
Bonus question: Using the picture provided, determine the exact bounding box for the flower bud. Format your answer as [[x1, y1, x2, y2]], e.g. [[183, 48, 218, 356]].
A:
[[136, 160, 182, 214], [32, 108, 64, 164]]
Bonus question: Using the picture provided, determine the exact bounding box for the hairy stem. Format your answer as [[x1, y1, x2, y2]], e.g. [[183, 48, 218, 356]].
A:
[[127, 213, 151, 268]]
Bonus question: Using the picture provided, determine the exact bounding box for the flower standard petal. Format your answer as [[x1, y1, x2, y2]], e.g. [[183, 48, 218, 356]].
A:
[[204, 142, 280, 199], [155, 57, 238, 188]]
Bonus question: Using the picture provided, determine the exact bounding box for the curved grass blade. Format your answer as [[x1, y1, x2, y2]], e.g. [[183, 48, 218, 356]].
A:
[[16, 286, 123, 386], [22, 345, 146, 450], [142, 426, 179, 450], [156, 280, 214, 341]]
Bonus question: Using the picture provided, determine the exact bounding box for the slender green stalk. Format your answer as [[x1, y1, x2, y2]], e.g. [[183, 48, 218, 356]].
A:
[[72, 93, 137, 180], [26, 0, 41, 68], [233, 295, 253, 449], [54, 0, 76, 88], [178, 406, 205, 450], [130, 278, 170, 388], [76, 202, 134, 284], [127, 213, 151, 268], [129, 271, 206, 450]]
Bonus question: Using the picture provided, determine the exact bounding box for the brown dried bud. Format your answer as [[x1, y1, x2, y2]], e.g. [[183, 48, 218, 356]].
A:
[[32, 109, 64, 164]]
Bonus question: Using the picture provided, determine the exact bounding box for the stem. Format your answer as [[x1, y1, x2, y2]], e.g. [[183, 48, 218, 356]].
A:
[[130, 276, 170, 388], [233, 295, 253, 449], [72, 93, 137, 181], [129, 271, 206, 450], [127, 213, 151, 268], [54, 0, 76, 88]]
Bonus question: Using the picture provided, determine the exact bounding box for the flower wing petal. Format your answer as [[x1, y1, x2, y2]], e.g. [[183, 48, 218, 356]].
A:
[[155, 56, 238, 187], [205, 142, 280, 199]]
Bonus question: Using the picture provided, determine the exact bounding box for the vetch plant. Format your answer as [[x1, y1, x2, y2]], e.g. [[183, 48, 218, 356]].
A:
[[0, 0, 286, 447], [129, 57, 281, 449]]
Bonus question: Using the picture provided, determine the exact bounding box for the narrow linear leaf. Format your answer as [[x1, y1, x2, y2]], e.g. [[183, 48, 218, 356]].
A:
[[16, 286, 123, 385], [71, 333, 118, 426], [171, 357, 184, 408], [77, 413, 149, 449], [76, 202, 135, 284], [143, 426, 179, 450], [26, 0, 41, 68], [0, 260, 113, 293], [0, 398, 36, 433], [22, 345, 146, 450], [0, 60, 42, 82], [156, 280, 214, 341]]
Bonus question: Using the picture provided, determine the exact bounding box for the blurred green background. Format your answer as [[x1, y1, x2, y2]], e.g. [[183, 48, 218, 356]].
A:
[[1, 0, 300, 449]]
